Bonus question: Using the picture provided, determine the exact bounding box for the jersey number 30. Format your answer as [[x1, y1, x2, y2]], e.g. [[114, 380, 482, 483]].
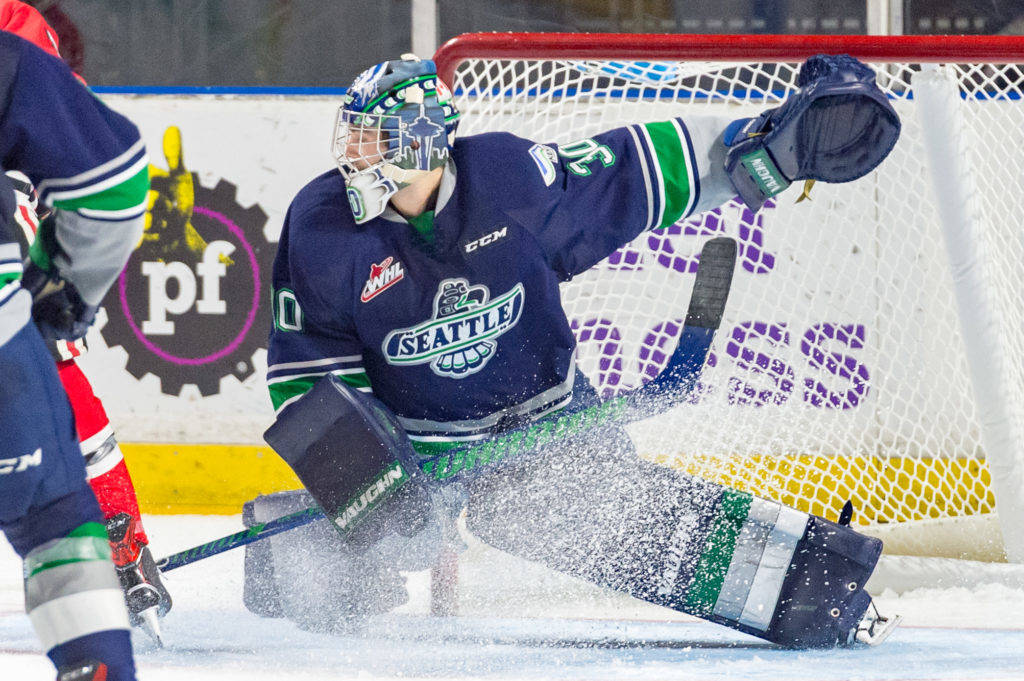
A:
[[559, 138, 616, 176]]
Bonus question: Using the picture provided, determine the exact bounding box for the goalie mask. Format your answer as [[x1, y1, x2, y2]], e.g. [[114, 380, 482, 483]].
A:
[[333, 55, 460, 223]]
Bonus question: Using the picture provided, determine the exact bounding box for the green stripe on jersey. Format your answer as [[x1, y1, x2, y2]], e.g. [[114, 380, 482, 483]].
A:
[[0, 271, 22, 288], [24, 522, 111, 577], [643, 120, 694, 229], [684, 489, 753, 616], [268, 371, 371, 411], [52, 165, 150, 213]]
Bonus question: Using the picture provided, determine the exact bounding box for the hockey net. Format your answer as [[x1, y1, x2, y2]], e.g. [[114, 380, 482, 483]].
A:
[[434, 33, 1024, 569]]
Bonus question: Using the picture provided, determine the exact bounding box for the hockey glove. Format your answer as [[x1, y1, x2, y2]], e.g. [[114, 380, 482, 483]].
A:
[[724, 54, 901, 212], [21, 213, 99, 341]]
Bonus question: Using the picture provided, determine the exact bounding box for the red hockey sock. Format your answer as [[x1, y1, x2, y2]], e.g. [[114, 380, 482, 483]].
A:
[[56, 359, 149, 545], [87, 458, 149, 546]]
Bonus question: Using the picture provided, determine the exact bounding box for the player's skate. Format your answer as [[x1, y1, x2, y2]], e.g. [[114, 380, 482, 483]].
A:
[[106, 512, 172, 646], [55, 661, 107, 681], [853, 598, 901, 646]]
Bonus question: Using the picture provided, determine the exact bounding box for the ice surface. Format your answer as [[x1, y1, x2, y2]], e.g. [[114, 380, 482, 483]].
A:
[[2, 515, 1023, 680]]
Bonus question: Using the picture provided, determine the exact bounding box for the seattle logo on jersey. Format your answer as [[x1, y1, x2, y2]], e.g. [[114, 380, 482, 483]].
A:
[[382, 278, 524, 378], [361, 256, 405, 303]]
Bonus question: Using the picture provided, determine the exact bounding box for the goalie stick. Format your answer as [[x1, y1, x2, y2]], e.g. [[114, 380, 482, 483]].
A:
[[157, 236, 738, 573]]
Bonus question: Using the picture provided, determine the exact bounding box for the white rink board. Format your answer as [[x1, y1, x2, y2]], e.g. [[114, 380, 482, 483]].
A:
[[77, 94, 340, 444]]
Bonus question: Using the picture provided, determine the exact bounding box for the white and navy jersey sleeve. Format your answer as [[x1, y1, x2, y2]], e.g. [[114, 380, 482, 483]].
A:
[[469, 117, 732, 280], [266, 177, 371, 415], [0, 31, 148, 305]]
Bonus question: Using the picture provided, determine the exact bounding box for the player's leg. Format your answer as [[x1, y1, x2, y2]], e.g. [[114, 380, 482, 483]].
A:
[[59, 359, 147, 542], [464, 375, 884, 647], [56, 358, 172, 625], [0, 259, 135, 679], [246, 375, 451, 629], [242, 488, 429, 631]]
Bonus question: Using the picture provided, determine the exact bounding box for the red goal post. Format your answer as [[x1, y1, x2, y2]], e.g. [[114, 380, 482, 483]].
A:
[[430, 32, 1024, 570], [435, 32, 1024, 84]]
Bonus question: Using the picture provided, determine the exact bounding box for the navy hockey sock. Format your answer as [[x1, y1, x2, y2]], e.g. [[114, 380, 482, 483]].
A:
[[49, 630, 135, 681]]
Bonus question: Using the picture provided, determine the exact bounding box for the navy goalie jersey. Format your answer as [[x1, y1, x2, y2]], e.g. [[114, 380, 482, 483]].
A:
[[268, 118, 730, 448]]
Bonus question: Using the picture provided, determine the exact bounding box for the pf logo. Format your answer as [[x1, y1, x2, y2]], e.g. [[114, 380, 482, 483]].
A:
[[100, 127, 274, 396]]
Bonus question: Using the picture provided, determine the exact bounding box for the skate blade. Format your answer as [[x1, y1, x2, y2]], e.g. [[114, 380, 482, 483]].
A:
[[138, 606, 164, 647], [856, 612, 901, 646]]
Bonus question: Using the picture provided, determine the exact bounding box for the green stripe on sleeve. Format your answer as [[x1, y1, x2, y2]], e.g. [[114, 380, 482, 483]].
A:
[[643, 120, 693, 229], [0, 272, 22, 287], [683, 489, 754, 616], [269, 371, 372, 411], [269, 376, 320, 412], [52, 165, 150, 213], [336, 371, 372, 390], [24, 522, 112, 577]]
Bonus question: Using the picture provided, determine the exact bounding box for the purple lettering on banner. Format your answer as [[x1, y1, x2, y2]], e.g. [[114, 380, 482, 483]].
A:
[[800, 323, 870, 409], [606, 246, 644, 271], [638, 320, 684, 383], [571, 318, 624, 398], [646, 211, 726, 274], [726, 321, 795, 406], [605, 198, 777, 274], [737, 199, 777, 274]]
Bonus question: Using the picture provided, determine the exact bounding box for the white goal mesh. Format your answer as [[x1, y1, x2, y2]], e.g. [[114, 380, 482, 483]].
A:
[[435, 34, 1024, 562]]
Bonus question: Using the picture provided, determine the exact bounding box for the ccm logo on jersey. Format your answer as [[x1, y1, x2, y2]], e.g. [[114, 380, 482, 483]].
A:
[[361, 256, 405, 303], [464, 227, 508, 253], [0, 448, 42, 475]]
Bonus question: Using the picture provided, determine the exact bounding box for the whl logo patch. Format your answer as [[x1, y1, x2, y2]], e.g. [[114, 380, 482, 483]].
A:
[[382, 278, 524, 378], [361, 256, 405, 303]]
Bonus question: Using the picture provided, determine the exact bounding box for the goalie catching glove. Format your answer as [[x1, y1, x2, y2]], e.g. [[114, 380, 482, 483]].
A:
[[724, 53, 901, 212]]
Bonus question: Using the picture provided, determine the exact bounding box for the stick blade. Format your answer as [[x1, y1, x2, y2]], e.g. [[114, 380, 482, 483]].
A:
[[685, 236, 737, 330], [643, 237, 737, 398]]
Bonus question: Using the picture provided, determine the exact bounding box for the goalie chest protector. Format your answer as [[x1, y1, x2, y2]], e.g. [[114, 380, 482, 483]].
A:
[[270, 124, 699, 440]]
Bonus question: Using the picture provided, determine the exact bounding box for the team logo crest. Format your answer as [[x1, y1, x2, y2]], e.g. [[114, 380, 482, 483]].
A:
[[382, 278, 524, 378], [361, 256, 405, 302]]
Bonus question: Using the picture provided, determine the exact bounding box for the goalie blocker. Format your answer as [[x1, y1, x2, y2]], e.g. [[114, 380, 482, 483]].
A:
[[258, 373, 890, 647]]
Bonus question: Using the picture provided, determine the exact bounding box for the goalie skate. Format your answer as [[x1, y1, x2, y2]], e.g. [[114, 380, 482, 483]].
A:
[[853, 600, 901, 646]]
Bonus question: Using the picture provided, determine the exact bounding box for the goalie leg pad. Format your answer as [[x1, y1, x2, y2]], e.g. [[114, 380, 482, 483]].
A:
[[686, 501, 881, 647], [758, 515, 880, 647], [242, 488, 445, 631], [465, 380, 881, 647], [724, 54, 901, 211]]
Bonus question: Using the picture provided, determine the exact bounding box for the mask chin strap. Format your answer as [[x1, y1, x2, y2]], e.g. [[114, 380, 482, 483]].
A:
[[345, 167, 399, 224], [381, 164, 433, 186]]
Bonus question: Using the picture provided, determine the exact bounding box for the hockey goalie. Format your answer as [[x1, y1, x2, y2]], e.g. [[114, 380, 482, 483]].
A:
[[245, 52, 901, 648]]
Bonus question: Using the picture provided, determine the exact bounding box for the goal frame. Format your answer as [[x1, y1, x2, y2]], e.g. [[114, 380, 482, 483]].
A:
[[434, 32, 1024, 85], [431, 32, 1024, 568]]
